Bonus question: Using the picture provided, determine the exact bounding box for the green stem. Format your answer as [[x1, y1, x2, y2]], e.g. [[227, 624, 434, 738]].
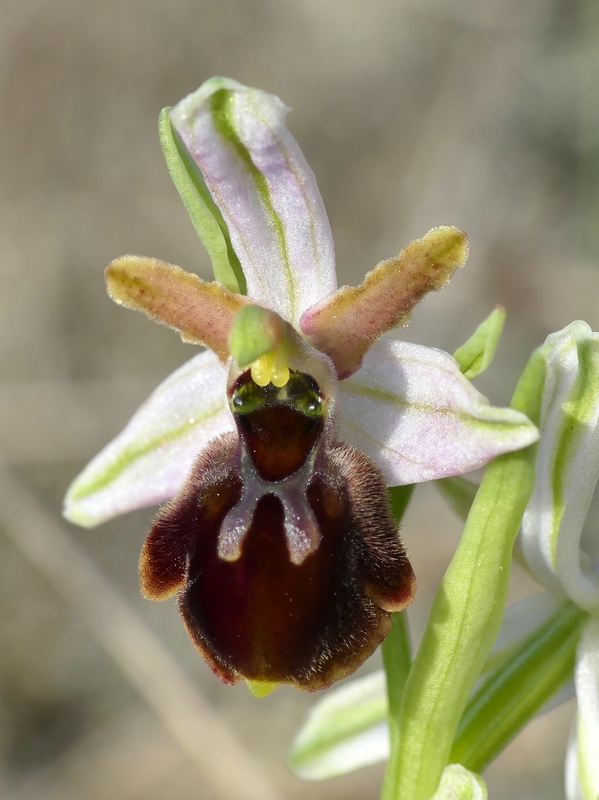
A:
[[382, 484, 415, 775], [380, 349, 545, 800], [382, 612, 412, 788]]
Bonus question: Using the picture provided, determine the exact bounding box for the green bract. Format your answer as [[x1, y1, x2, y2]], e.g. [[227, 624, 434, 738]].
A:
[[430, 764, 487, 800], [453, 305, 506, 380], [452, 600, 586, 772], [158, 104, 246, 294]]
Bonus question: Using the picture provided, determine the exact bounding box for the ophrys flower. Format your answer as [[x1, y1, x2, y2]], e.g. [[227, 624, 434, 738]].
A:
[[64, 78, 538, 692]]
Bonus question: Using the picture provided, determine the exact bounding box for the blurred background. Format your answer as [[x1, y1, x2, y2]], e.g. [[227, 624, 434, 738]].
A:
[[0, 0, 597, 797]]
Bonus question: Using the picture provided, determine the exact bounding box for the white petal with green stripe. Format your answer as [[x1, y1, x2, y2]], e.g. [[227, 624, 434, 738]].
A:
[[63, 351, 232, 527], [171, 78, 336, 327], [521, 321, 599, 610], [337, 337, 539, 485], [287, 671, 389, 780], [566, 616, 599, 800]]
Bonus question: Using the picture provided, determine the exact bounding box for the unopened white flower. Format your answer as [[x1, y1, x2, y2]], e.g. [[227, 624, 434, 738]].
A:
[[521, 321, 599, 610], [520, 321, 599, 799]]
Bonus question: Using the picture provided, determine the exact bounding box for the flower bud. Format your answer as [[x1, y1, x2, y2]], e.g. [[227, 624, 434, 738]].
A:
[[521, 321, 599, 610]]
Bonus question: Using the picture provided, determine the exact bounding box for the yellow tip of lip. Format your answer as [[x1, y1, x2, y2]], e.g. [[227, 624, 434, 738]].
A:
[[245, 679, 278, 698]]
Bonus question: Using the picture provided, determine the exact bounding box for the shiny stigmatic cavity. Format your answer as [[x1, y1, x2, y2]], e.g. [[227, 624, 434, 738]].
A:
[[230, 369, 324, 416], [229, 370, 325, 482]]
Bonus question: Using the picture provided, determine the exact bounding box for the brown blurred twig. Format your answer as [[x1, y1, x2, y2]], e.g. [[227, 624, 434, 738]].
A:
[[3, 708, 184, 800], [0, 459, 287, 800]]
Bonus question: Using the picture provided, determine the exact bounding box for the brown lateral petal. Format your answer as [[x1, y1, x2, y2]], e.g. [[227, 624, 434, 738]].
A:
[[143, 425, 416, 691], [300, 226, 468, 378], [106, 256, 250, 362]]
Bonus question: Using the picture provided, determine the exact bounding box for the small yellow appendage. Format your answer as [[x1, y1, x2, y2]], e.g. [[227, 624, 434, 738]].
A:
[[250, 345, 290, 387]]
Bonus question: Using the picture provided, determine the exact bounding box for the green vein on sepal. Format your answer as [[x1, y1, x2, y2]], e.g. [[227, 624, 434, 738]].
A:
[[209, 89, 297, 313], [343, 380, 533, 434], [452, 600, 587, 772], [158, 106, 246, 294], [453, 306, 506, 380], [67, 403, 223, 503], [380, 346, 546, 800]]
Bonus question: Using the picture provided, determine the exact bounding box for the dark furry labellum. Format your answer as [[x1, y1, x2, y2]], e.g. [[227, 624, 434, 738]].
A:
[[139, 370, 416, 691]]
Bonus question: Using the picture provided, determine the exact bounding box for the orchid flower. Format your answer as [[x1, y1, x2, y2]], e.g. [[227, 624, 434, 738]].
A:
[[63, 78, 538, 693]]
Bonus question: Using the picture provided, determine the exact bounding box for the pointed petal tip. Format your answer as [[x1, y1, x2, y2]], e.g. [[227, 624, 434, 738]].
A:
[[63, 466, 120, 529], [453, 305, 507, 380]]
